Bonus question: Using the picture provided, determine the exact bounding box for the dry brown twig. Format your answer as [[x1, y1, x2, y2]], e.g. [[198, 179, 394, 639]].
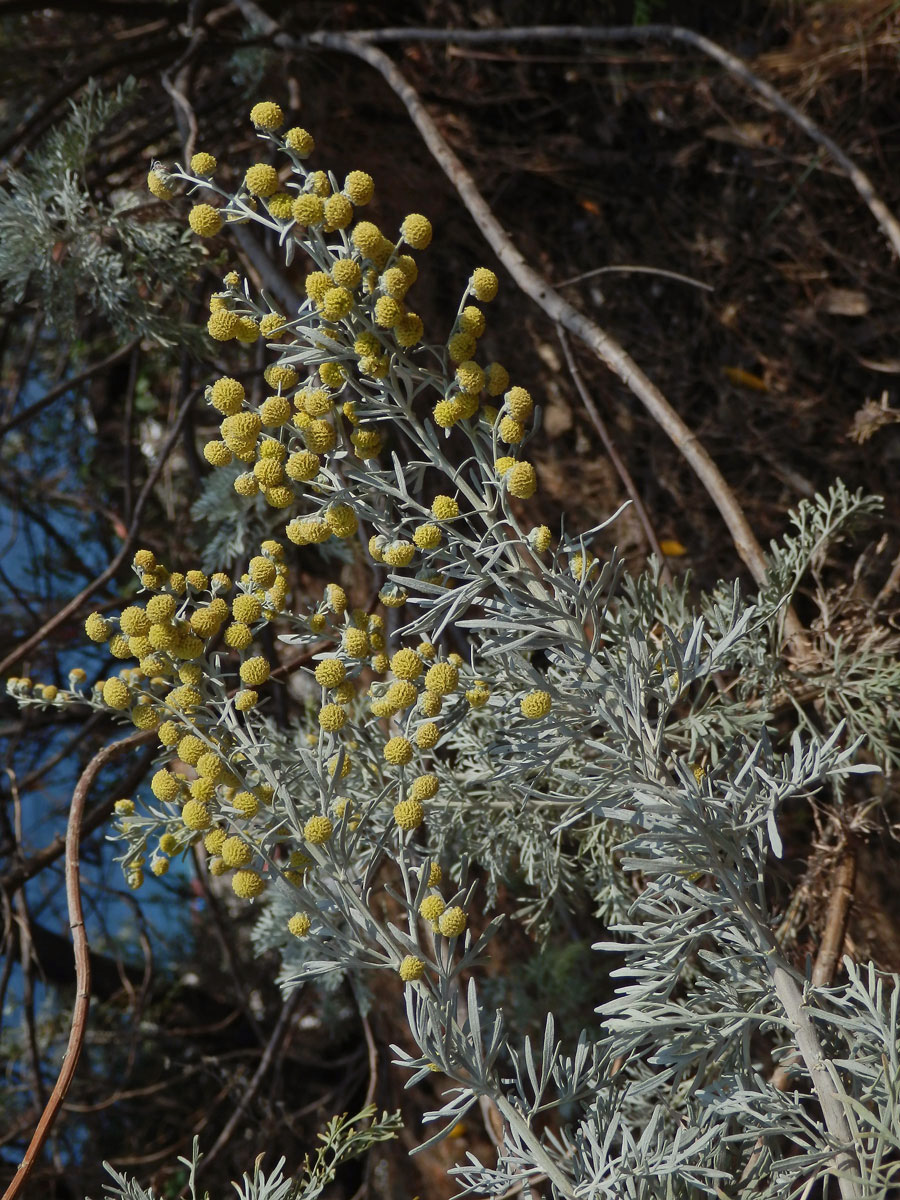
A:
[[1, 729, 153, 1200]]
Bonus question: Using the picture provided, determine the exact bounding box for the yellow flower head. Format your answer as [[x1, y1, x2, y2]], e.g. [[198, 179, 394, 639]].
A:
[[284, 126, 314, 154], [250, 101, 284, 130], [471, 268, 499, 301], [190, 152, 217, 176], [400, 213, 432, 249]]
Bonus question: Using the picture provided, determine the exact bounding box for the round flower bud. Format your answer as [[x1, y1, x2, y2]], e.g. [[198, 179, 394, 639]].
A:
[[190, 152, 216, 176], [385, 681, 417, 709], [343, 170, 374, 205], [158, 720, 180, 746], [459, 305, 486, 337], [505, 386, 534, 421], [207, 309, 240, 341], [415, 722, 440, 749], [232, 791, 259, 818], [499, 416, 525, 444], [182, 800, 212, 831], [159, 833, 178, 854], [324, 193, 353, 229], [221, 836, 253, 868], [521, 690, 552, 719], [384, 737, 413, 766], [325, 504, 358, 539], [448, 332, 476, 364], [288, 912, 312, 937], [382, 540, 415, 568], [455, 360, 484, 394], [508, 461, 537, 499], [304, 419, 336, 454], [427, 862, 442, 887], [419, 894, 445, 922], [209, 377, 244, 414], [432, 400, 460, 429], [85, 612, 112, 642], [235, 689, 258, 711], [260, 395, 292, 426], [188, 204, 222, 237], [244, 163, 279, 197], [259, 312, 287, 339], [393, 798, 424, 830], [412, 523, 441, 550], [292, 193, 324, 226], [400, 213, 432, 249], [486, 362, 510, 396], [284, 126, 314, 154], [395, 312, 424, 347], [102, 678, 130, 710], [114, 799, 134, 816], [431, 495, 459, 520], [147, 170, 174, 200], [438, 906, 467, 938], [250, 101, 284, 130], [232, 591, 262, 623], [286, 449, 320, 481], [471, 267, 499, 301], [315, 659, 345, 688], [390, 649, 422, 681], [424, 661, 458, 696], [398, 955, 425, 982], [318, 703, 347, 732], [418, 691, 442, 717], [248, 556, 276, 588], [177, 734, 204, 765], [342, 627, 369, 658], [232, 869, 265, 899], [351, 428, 382, 459], [267, 192, 293, 220], [374, 296, 403, 328], [319, 285, 354, 321], [151, 769, 181, 802], [304, 814, 333, 844], [409, 773, 439, 802], [529, 525, 552, 554], [466, 681, 491, 708], [239, 656, 270, 686], [204, 440, 232, 467]]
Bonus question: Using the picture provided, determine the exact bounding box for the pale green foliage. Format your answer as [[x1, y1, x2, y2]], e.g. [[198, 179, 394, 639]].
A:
[[0, 79, 201, 342]]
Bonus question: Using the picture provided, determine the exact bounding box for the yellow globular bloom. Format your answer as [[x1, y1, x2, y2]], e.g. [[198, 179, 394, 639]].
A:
[[235, 690, 258, 711], [427, 862, 442, 887], [232, 791, 259, 818], [521, 690, 552, 719], [508, 461, 537, 499], [390, 649, 422, 681], [196, 751, 224, 781], [288, 912, 312, 937], [499, 417, 525, 444], [385, 681, 417, 709], [529, 525, 552, 554], [419, 894, 445, 922], [190, 152, 216, 175], [351, 428, 382, 459], [398, 955, 425, 982], [351, 220, 384, 258], [114, 798, 135, 816], [448, 332, 476, 364], [570, 551, 597, 581], [395, 312, 424, 347], [325, 583, 347, 614], [260, 395, 292, 426], [505, 386, 534, 421], [250, 101, 284, 130], [455, 360, 484, 394], [158, 833, 178, 854], [244, 163, 279, 197], [285, 449, 320, 481], [319, 286, 354, 321], [400, 213, 432, 249], [189, 204, 222, 237], [208, 309, 240, 341], [431, 495, 459, 520], [381, 266, 410, 299], [384, 736, 414, 766], [248, 556, 277, 588], [147, 170, 174, 200], [158, 720, 180, 746], [209, 377, 244, 415], [182, 800, 212, 831], [416, 722, 440, 749], [221, 836, 253, 868], [318, 703, 346, 732], [267, 192, 293, 220], [486, 362, 510, 396], [204, 828, 226, 855], [466, 681, 490, 708], [433, 400, 460, 429], [304, 814, 333, 844], [424, 661, 458, 696], [204, 440, 232, 467], [343, 627, 369, 658], [333, 681, 354, 705], [331, 258, 362, 289], [232, 869, 265, 899], [324, 193, 353, 229], [259, 312, 287, 339], [236, 316, 259, 344], [315, 658, 346, 688], [393, 798, 424, 831], [343, 170, 374, 205], [239, 656, 270, 686], [120, 606, 150, 637], [284, 126, 314, 154], [177, 734, 204, 765], [471, 268, 499, 301], [418, 691, 442, 718], [413, 523, 441, 550], [151, 859, 169, 877], [438, 906, 467, 937], [409, 773, 439, 801], [374, 296, 403, 329], [85, 612, 112, 642], [231, 594, 262, 625], [151, 769, 181, 802], [382, 540, 415, 568], [304, 419, 336, 453], [325, 504, 358, 538], [264, 364, 298, 392], [292, 193, 324, 225], [102, 679, 130, 710]]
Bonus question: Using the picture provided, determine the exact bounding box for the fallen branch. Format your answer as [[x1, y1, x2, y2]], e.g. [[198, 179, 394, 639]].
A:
[[0, 730, 150, 1200]]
